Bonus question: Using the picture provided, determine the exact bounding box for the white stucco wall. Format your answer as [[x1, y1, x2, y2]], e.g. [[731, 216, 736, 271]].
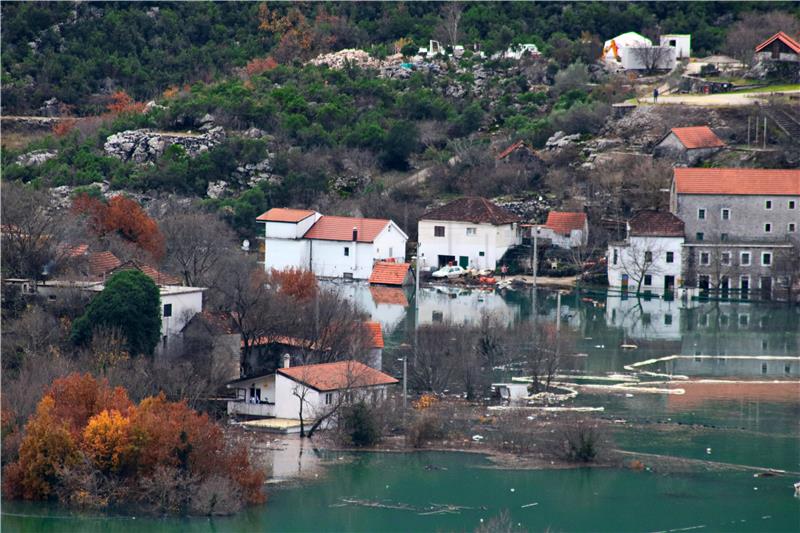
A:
[[538, 226, 587, 249], [418, 220, 520, 270], [620, 46, 677, 70], [660, 35, 691, 59], [607, 236, 684, 291]]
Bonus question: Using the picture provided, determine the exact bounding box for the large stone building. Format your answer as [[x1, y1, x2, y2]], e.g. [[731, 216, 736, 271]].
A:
[[670, 168, 800, 299]]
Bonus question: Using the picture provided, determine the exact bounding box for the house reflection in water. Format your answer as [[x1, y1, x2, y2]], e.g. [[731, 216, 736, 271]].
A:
[[417, 285, 520, 326]]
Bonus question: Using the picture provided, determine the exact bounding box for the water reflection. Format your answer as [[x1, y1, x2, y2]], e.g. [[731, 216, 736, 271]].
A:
[[326, 280, 799, 372]]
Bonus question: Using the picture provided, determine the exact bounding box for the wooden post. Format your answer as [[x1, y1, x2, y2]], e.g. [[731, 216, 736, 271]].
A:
[[763, 116, 767, 149], [747, 116, 751, 147]]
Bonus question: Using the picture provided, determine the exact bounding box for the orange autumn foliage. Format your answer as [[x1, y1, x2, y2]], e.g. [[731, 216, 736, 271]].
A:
[[245, 56, 279, 76], [106, 90, 146, 115], [72, 194, 165, 261], [3, 374, 265, 506], [271, 267, 318, 301], [52, 118, 78, 137]]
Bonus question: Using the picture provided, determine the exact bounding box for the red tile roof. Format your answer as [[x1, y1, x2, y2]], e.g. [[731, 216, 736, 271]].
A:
[[365, 321, 384, 349], [755, 31, 800, 55], [628, 211, 685, 237], [369, 285, 409, 306], [369, 261, 411, 285], [277, 360, 398, 392], [544, 211, 587, 236], [496, 140, 526, 160], [63, 243, 89, 258], [674, 168, 800, 196], [303, 216, 391, 242], [111, 260, 182, 286], [89, 251, 121, 277], [422, 197, 521, 225], [669, 126, 725, 149], [257, 208, 317, 223]]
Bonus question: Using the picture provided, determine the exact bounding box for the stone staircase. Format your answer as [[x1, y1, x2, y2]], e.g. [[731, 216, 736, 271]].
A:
[[765, 108, 800, 142]]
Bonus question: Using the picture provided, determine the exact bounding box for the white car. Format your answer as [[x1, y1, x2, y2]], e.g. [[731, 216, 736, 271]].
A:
[[431, 265, 467, 279]]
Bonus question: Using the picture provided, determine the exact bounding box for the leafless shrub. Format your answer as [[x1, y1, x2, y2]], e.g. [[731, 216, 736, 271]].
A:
[[557, 415, 609, 463], [137, 466, 196, 514], [406, 412, 446, 448], [189, 475, 243, 516], [475, 509, 528, 533]]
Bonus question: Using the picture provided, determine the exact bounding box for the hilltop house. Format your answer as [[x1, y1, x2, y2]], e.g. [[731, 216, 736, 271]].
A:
[[537, 211, 588, 249], [654, 126, 725, 165], [660, 34, 691, 59], [603, 32, 676, 71], [607, 211, 685, 294], [258, 208, 407, 280], [226, 358, 398, 426], [754, 31, 800, 63], [417, 197, 522, 271], [671, 168, 800, 299]]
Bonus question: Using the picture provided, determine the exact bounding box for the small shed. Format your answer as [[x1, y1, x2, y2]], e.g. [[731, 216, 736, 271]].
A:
[[660, 34, 691, 59], [755, 32, 800, 63], [654, 126, 725, 165]]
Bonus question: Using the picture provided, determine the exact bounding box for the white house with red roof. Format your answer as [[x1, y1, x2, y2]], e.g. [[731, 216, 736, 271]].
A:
[[258, 208, 407, 280], [226, 358, 398, 427], [537, 211, 589, 249]]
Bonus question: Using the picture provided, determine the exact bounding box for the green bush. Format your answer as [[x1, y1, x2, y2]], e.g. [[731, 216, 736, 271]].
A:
[[340, 401, 381, 447]]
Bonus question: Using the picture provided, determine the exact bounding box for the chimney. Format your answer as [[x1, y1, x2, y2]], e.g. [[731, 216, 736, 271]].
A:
[[282, 354, 291, 368], [352, 227, 358, 242]]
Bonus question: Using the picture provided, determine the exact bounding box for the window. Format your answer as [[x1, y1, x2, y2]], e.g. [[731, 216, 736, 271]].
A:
[[466, 227, 476, 236], [740, 252, 751, 266], [721, 252, 731, 266], [786, 364, 792, 375], [698, 208, 706, 220], [765, 200, 772, 210], [644, 274, 652, 286], [163, 304, 172, 317], [432, 311, 443, 323], [325, 393, 333, 405], [762, 252, 772, 266], [764, 223, 771, 233], [665, 251, 674, 263], [761, 340, 768, 350], [720, 233, 728, 242], [761, 363, 768, 374], [790, 200, 796, 210], [700, 252, 710, 265], [389, 247, 393, 256], [344, 246, 350, 256], [434, 226, 445, 237], [721, 208, 730, 220], [664, 314, 673, 325], [739, 314, 748, 326], [644, 251, 653, 263], [789, 223, 796, 233], [696, 232, 704, 241], [479, 251, 485, 257], [613, 248, 618, 265]]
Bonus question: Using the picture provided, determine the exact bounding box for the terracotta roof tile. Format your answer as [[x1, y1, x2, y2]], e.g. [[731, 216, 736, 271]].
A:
[[674, 168, 800, 196], [89, 251, 121, 277], [628, 211, 685, 237], [369, 285, 409, 306], [111, 260, 181, 286], [277, 360, 398, 392], [755, 31, 800, 55], [369, 261, 411, 285], [670, 126, 725, 149], [257, 208, 317, 223], [303, 216, 391, 242], [365, 321, 384, 349], [544, 212, 587, 236], [422, 197, 521, 225]]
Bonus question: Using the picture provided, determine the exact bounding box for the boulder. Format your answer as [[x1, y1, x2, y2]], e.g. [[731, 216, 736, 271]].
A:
[[15, 149, 58, 167], [206, 180, 229, 199], [104, 128, 225, 164]]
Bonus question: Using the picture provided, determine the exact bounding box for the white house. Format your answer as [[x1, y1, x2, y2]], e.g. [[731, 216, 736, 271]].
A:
[[537, 211, 588, 249], [603, 32, 651, 62], [660, 34, 691, 59], [258, 208, 408, 280], [607, 211, 685, 294], [418, 197, 522, 271], [603, 31, 676, 71], [226, 358, 398, 428]]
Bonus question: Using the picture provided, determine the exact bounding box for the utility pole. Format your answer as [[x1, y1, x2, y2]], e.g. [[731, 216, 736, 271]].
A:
[[532, 227, 539, 286], [403, 356, 408, 410], [747, 116, 751, 147], [763, 116, 767, 150], [413, 254, 422, 360]]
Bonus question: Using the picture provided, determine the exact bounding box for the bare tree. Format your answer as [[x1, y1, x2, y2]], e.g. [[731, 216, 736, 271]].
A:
[[410, 323, 460, 394], [437, 2, 463, 47], [1, 182, 64, 281], [724, 11, 800, 66], [160, 211, 238, 288], [616, 237, 668, 295], [628, 45, 672, 75]]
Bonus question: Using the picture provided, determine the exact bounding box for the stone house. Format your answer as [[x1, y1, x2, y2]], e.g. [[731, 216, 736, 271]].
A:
[[671, 168, 800, 300], [654, 126, 725, 165], [607, 211, 685, 294], [417, 197, 522, 271], [754, 31, 800, 63]]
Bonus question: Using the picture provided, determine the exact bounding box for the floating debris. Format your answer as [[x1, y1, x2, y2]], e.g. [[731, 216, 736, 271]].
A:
[[521, 502, 539, 508]]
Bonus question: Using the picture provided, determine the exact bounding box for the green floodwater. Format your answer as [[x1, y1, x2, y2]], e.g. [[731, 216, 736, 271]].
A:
[[4, 451, 800, 533], [4, 289, 799, 532]]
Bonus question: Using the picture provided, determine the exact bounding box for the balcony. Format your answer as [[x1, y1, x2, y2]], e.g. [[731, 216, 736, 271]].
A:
[[227, 399, 275, 418]]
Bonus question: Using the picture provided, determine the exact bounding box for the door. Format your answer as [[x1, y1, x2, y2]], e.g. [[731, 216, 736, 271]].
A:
[[438, 255, 455, 268], [741, 277, 750, 299], [760, 277, 772, 301], [720, 277, 729, 300], [621, 274, 629, 292], [459, 256, 469, 268]]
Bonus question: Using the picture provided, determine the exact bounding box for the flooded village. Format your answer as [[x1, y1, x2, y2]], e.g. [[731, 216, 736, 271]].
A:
[[2, 2, 800, 532]]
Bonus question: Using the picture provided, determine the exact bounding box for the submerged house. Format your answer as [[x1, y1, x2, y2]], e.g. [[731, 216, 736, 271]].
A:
[[226, 358, 398, 426], [537, 211, 589, 249], [417, 197, 522, 270], [654, 126, 725, 165], [258, 208, 407, 280]]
